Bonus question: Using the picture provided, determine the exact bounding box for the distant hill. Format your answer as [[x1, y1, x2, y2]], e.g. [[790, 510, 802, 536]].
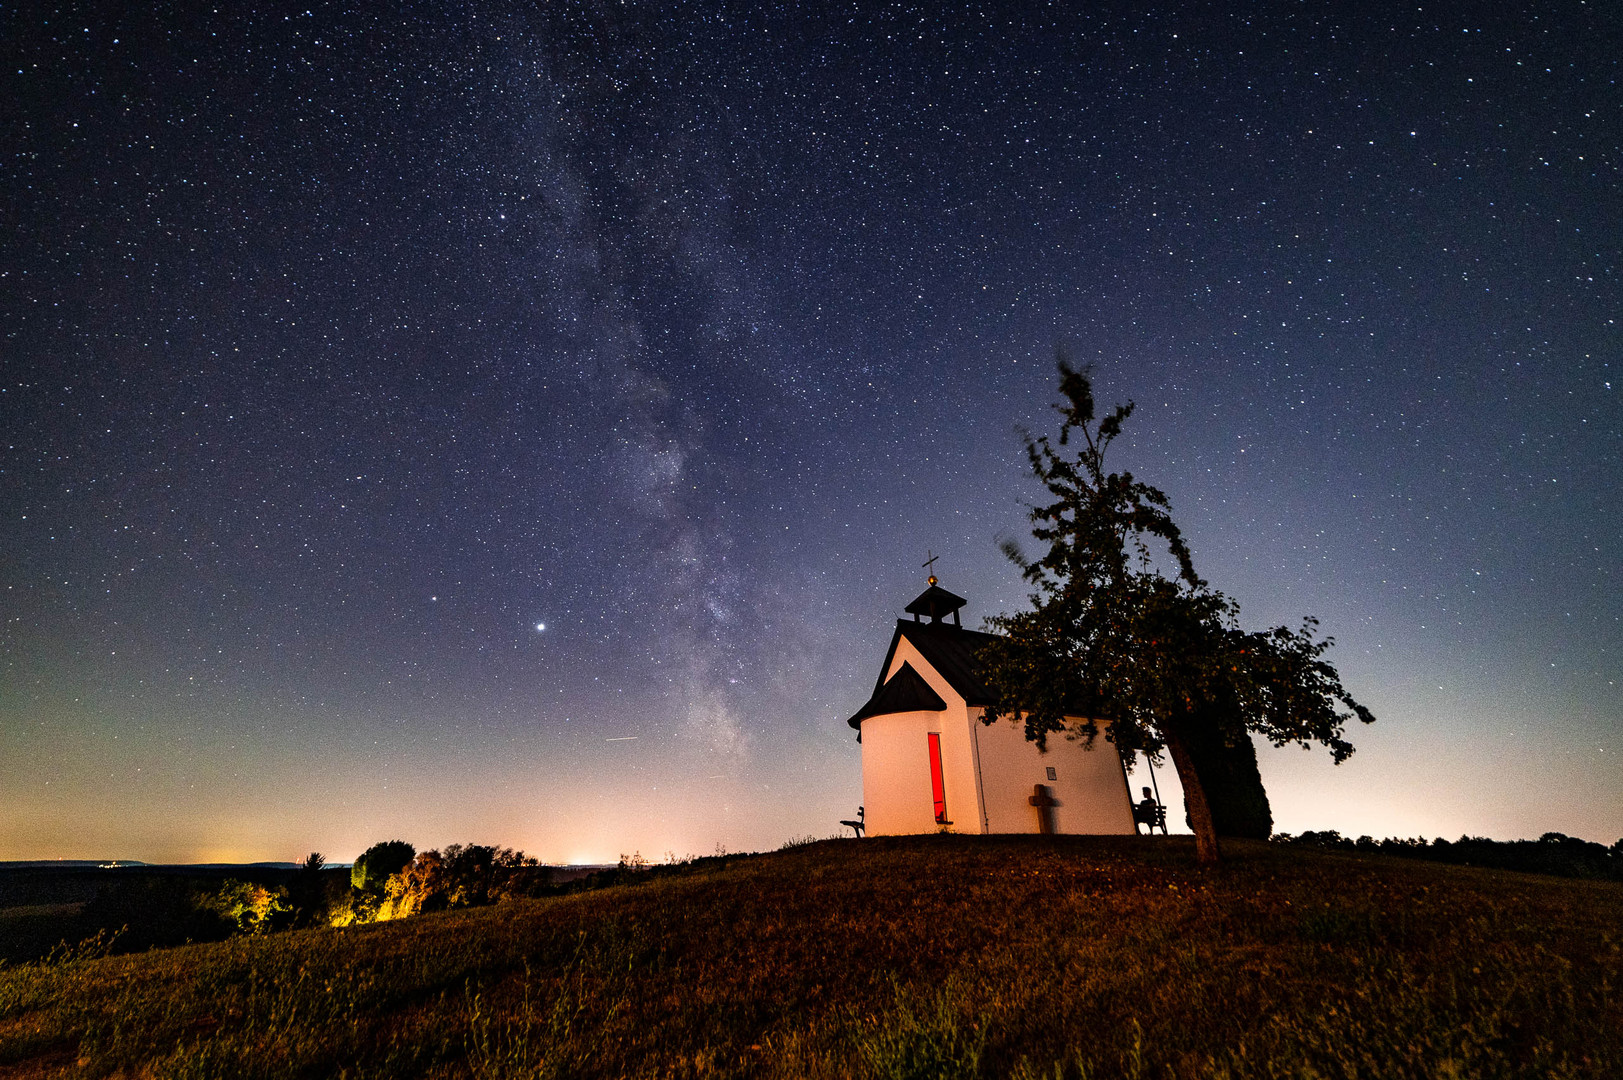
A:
[[1, 836, 1618, 1078], [0, 860, 147, 869]]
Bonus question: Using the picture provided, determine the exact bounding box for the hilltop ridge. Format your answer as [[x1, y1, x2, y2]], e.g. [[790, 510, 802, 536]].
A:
[[2, 836, 1618, 1078]]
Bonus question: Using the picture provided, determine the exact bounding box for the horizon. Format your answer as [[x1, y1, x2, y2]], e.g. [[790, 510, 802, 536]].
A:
[[9, 823, 1623, 870]]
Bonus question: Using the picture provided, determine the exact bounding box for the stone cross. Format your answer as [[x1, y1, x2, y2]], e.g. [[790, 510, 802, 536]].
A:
[[1028, 783, 1058, 835]]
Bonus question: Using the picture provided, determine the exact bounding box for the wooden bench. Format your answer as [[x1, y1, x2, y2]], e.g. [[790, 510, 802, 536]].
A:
[[1133, 799, 1168, 835]]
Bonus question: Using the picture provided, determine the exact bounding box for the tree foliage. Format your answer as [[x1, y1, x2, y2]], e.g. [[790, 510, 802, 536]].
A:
[[380, 844, 541, 920], [212, 880, 295, 934], [981, 360, 1375, 860], [351, 840, 416, 894]]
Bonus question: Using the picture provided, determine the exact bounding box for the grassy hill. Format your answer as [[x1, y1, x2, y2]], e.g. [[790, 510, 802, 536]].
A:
[[2, 835, 1618, 1079]]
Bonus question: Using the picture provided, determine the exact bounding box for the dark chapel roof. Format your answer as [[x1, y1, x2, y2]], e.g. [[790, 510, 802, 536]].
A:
[[888, 619, 999, 704], [844, 584, 1001, 730]]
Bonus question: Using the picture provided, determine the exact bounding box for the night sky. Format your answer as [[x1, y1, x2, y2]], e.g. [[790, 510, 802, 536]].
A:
[[4, 2, 1618, 864]]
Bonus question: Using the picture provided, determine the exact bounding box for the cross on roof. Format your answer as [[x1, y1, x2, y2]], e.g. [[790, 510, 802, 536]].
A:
[[922, 550, 939, 585]]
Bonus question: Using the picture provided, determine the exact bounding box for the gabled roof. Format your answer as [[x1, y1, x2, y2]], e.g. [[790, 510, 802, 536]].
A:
[[845, 620, 1000, 729], [845, 662, 947, 727]]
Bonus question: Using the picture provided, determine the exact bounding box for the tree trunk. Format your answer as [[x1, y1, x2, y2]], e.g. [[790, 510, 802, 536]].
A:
[[1163, 725, 1222, 864]]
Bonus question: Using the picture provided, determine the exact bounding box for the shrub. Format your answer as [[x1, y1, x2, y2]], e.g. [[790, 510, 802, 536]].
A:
[[381, 845, 541, 920], [351, 840, 416, 894], [210, 880, 294, 934]]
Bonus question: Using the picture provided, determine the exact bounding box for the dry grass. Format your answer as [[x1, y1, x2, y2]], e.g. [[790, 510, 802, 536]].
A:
[[1, 835, 1618, 1078]]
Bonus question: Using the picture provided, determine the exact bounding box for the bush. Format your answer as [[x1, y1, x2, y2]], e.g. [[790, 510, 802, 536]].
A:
[[211, 880, 295, 934], [352, 840, 416, 894], [381, 845, 541, 920]]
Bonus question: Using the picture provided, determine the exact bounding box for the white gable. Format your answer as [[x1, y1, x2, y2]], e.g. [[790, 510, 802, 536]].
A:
[[884, 636, 966, 709]]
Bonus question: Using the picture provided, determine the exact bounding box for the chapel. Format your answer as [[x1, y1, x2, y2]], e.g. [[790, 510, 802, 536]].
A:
[[846, 578, 1137, 837]]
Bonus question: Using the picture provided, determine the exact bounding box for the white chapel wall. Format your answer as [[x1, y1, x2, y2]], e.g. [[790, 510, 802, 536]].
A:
[[861, 706, 980, 836], [973, 711, 1136, 835], [873, 637, 983, 834]]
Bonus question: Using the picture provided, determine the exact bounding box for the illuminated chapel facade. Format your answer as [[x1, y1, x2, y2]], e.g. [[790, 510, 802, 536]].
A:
[[846, 582, 1136, 837]]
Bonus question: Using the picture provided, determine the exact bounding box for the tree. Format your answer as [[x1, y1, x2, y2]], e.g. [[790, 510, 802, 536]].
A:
[[378, 844, 542, 920], [980, 360, 1375, 862], [212, 879, 294, 934], [287, 851, 336, 929], [351, 840, 417, 895]]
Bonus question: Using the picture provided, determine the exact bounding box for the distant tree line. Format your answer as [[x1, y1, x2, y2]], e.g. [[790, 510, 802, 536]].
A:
[[63, 830, 1615, 961], [4, 840, 741, 962], [18, 843, 554, 961], [1275, 831, 1623, 881]]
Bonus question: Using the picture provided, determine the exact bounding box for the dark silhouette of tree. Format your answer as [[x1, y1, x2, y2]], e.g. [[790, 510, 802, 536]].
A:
[[351, 840, 416, 894], [980, 359, 1374, 862], [287, 851, 335, 928]]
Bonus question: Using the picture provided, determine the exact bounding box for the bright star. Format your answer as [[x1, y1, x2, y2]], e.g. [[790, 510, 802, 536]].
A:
[[534, 622, 546, 632]]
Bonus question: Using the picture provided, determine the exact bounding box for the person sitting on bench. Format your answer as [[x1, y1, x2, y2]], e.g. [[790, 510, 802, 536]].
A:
[[1133, 787, 1168, 834]]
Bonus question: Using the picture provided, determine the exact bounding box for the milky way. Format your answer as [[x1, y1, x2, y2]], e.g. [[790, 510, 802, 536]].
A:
[[4, 2, 1618, 862]]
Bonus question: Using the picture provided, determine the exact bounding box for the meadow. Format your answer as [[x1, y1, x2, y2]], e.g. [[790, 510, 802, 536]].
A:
[[1, 835, 1618, 1078]]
